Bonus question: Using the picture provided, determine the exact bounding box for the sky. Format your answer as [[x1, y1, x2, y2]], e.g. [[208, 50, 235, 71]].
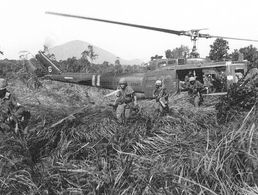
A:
[[1, 0, 258, 62]]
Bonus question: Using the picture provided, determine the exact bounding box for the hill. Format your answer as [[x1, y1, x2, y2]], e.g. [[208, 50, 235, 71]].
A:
[[49, 40, 143, 65]]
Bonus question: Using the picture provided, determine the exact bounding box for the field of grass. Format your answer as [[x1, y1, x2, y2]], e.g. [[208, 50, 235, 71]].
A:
[[0, 70, 258, 194]]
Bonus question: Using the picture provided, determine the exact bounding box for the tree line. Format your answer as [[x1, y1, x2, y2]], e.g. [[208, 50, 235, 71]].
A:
[[34, 41, 258, 75], [1, 40, 258, 78], [49, 45, 146, 74], [163, 38, 258, 65]]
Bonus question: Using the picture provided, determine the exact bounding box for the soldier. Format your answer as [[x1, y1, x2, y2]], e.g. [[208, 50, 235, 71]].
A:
[[188, 77, 205, 107], [113, 78, 137, 123], [203, 74, 213, 93], [0, 78, 30, 133], [184, 71, 193, 87], [153, 80, 169, 116]]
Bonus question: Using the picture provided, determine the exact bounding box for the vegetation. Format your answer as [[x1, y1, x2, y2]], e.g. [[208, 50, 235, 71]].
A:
[[209, 38, 229, 61], [165, 45, 190, 59], [56, 57, 145, 74], [239, 45, 258, 64], [0, 59, 258, 194], [81, 44, 98, 63], [229, 49, 243, 61], [1, 43, 258, 194]]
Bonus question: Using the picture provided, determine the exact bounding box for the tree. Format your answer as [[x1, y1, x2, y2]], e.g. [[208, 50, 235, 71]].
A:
[[209, 38, 229, 61], [87, 45, 98, 62], [239, 45, 258, 63], [102, 61, 109, 66], [115, 57, 121, 66], [0, 51, 3, 55], [229, 49, 240, 61], [81, 50, 90, 61], [81, 45, 98, 63], [165, 49, 173, 59], [165, 45, 189, 59]]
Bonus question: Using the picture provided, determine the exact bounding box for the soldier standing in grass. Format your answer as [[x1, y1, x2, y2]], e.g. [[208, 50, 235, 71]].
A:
[[153, 80, 169, 116], [188, 77, 205, 107], [203, 74, 213, 94], [113, 78, 137, 123], [0, 78, 30, 133]]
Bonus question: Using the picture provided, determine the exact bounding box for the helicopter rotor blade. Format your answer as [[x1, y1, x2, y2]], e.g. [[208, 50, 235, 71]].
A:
[[46, 11, 185, 36], [46, 12, 258, 43], [189, 28, 208, 32], [211, 35, 258, 42], [199, 33, 258, 42]]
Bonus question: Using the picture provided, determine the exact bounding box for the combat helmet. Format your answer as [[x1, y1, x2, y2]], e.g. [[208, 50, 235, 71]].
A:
[[119, 78, 128, 86], [0, 78, 7, 90], [155, 80, 162, 86], [189, 77, 196, 82]]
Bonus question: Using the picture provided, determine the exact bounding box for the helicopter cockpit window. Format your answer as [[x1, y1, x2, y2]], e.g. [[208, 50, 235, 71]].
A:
[[178, 59, 185, 65], [167, 59, 177, 65]]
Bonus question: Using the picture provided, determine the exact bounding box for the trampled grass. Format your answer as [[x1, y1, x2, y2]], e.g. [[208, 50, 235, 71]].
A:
[[0, 76, 258, 195]]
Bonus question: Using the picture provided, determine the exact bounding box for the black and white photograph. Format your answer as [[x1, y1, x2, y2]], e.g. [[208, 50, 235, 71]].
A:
[[1, 0, 258, 194]]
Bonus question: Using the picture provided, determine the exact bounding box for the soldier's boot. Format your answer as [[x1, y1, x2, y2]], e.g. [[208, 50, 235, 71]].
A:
[[116, 104, 126, 124]]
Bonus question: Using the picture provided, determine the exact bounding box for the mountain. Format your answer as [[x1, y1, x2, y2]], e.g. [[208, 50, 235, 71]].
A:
[[49, 40, 143, 65]]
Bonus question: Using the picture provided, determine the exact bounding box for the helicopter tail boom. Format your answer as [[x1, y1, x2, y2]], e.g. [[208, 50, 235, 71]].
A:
[[35, 51, 62, 75]]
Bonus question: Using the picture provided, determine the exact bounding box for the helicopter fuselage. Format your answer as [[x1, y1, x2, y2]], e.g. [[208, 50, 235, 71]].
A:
[[42, 55, 248, 99]]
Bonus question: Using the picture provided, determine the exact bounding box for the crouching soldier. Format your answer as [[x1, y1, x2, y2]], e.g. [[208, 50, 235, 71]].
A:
[[153, 80, 169, 116], [113, 78, 137, 123], [187, 77, 205, 107], [0, 78, 31, 134]]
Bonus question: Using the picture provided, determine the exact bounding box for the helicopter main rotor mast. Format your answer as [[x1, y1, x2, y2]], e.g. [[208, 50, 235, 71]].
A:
[[46, 11, 258, 58]]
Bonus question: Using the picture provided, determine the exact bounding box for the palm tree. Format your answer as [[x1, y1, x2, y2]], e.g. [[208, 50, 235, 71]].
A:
[[81, 50, 90, 61], [81, 45, 98, 63]]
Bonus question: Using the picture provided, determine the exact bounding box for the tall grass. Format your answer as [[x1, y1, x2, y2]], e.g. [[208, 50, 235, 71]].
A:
[[0, 61, 257, 194], [0, 102, 257, 194]]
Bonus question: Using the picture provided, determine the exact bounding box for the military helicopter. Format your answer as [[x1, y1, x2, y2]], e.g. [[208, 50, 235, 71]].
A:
[[28, 12, 258, 99]]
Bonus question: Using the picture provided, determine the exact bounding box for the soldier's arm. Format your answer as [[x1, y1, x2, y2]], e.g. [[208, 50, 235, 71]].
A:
[[162, 88, 169, 98], [131, 89, 137, 104], [197, 81, 206, 93], [114, 90, 123, 105], [152, 89, 156, 98], [133, 92, 137, 105]]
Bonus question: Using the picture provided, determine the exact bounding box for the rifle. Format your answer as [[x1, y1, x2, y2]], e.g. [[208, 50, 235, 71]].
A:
[[159, 98, 166, 108], [104, 89, 120, 97]]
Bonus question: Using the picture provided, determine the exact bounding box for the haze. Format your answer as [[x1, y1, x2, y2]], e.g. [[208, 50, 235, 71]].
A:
[[1, 0, 258, 62]]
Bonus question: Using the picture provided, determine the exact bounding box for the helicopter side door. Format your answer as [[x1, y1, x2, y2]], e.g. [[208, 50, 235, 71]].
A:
[[226, 62, 247, 86], [142, 69, 177, 99]]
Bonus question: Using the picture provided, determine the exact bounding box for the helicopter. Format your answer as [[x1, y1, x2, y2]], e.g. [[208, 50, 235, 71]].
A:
[[25, 12, 258, 99]]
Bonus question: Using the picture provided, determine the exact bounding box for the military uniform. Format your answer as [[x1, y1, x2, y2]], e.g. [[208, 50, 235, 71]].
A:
[[203, 75, 213, 93], [0, 83, 30, 133], [114, 85, 135, 123], [153, 86, 169, 115], [188, 80, 205, 107]]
